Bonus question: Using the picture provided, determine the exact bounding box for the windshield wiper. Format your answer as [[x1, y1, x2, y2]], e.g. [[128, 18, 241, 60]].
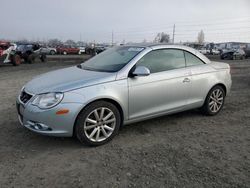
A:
[[76, 64, 82, 69], [82, 66, 98, 71]]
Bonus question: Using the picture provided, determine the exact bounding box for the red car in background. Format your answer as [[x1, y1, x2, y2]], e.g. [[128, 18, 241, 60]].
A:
[[56, 46, 80, 55]]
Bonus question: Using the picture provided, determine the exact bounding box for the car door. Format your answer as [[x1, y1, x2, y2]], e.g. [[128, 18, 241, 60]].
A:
[[184, 51, 215, 107], [67, 47, 72, 54], [128, 49, 191, 120]]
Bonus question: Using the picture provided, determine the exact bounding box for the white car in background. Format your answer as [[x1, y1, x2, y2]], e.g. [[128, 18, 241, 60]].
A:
[[40, 47, 57, 55], [198, 48, 209, 55], [78, 47, 86, 54], [211, 49, 220, 55]]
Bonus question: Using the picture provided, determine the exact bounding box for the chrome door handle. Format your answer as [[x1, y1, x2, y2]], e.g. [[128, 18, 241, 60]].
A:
[[183, 78, 190, 83]]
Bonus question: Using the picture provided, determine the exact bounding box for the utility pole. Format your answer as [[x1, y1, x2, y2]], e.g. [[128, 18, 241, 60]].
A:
[[172, 24, 175, 44], [112, 30, 114, 46]]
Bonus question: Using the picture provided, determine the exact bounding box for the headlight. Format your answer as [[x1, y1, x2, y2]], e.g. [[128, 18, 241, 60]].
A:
[[32, 92, 63, 109]]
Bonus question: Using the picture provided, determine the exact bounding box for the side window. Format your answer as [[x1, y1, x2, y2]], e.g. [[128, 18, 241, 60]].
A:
[[137, 49, 185, 73], [185, 51, 205, 67]]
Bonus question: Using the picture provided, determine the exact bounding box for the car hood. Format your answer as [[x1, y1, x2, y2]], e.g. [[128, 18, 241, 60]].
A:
[[24, 66, 117, 94]]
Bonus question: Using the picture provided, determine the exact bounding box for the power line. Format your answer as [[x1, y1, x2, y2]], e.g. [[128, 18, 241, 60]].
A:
[[113, 17, 250, 33]]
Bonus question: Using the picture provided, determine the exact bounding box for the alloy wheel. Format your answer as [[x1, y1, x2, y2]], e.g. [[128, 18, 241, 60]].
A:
[[84, 107, 116, 142], [208, 89, 224, 113]]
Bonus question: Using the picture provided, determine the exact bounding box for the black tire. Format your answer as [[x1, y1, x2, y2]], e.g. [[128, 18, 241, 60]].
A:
[[50, 50, 56, 55], [27, 54, 35, 64], [201, 85, 225, 116], [75, 101, 121, 146], [63, 51, 67, 55], [11, 54, 21, 66], [40, 54, 47, 62]]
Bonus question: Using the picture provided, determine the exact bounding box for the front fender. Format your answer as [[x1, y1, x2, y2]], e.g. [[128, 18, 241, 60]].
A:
[[68, 79, 129, 121]]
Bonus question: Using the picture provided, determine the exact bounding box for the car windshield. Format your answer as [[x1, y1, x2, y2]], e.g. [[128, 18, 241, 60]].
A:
[[17, 45, 25, 51], [80, 46, 144, 72]]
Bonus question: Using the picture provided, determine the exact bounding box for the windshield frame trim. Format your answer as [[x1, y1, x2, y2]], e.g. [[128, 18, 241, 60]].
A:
[[116, 47, 152, 80]]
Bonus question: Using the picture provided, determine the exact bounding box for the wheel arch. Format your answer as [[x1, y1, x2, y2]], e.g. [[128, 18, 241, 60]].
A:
[[204, 83, 227, 104], [213, 83, 227, 96], [206, 83, 227, 98]]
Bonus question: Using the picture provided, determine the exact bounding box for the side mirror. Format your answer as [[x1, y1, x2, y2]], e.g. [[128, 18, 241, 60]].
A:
[[132, 66, 150, 77]]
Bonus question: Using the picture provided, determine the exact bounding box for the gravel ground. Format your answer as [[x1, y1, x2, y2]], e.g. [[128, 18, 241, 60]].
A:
[[0, 55, 249, 188]]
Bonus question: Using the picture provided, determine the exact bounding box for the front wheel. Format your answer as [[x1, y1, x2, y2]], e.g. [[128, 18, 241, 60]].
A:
[[12, 54, 21, 66], [75, 101, 121, 146], [50, 50, 56, 55], [201, 85, 225, 116]]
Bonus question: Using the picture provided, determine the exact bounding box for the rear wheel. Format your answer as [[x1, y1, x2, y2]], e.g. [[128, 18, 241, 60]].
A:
[[201, 85, 225, 116], [75, 101, 121, 146], [63, 51, 67, 55]]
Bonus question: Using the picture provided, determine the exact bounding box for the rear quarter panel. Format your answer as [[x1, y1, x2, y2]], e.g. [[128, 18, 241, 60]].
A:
[[188, 63, 231, 107]]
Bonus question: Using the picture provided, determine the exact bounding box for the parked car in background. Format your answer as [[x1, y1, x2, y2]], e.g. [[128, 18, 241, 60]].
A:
[[56, 46, 80, 55], [0, 41, 21, 66], [85, 44, 96, 55], [220, 49, 246, 60], [95, 45, 107, 54], [198, 48, 209, 55], [0, 41, 12, 63], [211, 48, 220, 55], [243, 45, 250, 58], [17, 44, 231, 146], [40, 47, 57, 55], [15, 43, 46, 63], [78, 46, 86, 54], [85, 45, 107, 55]]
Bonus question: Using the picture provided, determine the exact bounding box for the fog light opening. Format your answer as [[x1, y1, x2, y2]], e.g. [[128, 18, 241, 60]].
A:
[[27, 121, 52, 131]]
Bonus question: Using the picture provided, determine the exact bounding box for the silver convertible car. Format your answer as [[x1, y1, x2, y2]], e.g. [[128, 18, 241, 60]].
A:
[[16, 44, 231, 146]]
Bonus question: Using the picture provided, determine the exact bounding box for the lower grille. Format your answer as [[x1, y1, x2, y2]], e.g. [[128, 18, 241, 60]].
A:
[[20, 90, 33, 104]]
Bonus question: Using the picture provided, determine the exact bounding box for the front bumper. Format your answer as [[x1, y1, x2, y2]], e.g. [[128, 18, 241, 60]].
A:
[[16, 98, 84, 137]]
